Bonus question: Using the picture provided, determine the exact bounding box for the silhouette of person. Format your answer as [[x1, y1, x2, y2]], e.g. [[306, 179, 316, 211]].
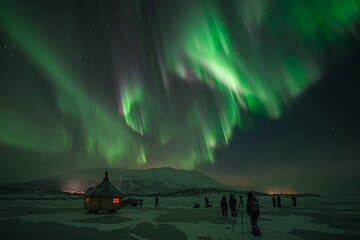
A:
[[205, 196, 210, 208], [155, 196, 159, 207], [220, 195, 228, 217], [276, 195, 281, 208], [272, 196, 276, 208], [247, 192, 261, 236], [291, 195, 297, 207], [229, 193, 237, 217]]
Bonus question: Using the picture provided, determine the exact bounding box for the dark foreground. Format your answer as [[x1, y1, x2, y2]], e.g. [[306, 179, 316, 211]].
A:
[[0, 195, 359, 240]]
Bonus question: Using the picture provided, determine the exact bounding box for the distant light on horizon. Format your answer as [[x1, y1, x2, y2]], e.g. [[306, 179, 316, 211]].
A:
[[267, 187, 297, 195], [62, 190, 84, 194], [61, 180, 86, 194]]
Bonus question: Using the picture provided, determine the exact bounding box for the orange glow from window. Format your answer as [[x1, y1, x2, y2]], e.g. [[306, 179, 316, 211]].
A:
[[85, 197, 90, 203], [112, 197, 120, 204]]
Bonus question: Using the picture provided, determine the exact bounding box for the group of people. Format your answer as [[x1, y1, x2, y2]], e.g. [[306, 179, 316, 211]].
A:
[[220, 192, 261, 236], [271, 195, 297, 208], [153, 192, 300, 237], [220, 193, 238, 217], [272, 195, 281, 208]]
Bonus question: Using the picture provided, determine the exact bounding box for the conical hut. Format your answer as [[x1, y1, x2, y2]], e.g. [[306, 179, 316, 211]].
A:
[[84, 171, 122, 213]]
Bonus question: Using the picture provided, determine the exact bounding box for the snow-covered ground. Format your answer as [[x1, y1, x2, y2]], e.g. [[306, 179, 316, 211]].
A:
[[0, 195, 359, 240]]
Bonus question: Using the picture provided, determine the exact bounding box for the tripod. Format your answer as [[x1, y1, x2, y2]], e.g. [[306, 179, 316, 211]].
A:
[[231, 195, 245, 239]]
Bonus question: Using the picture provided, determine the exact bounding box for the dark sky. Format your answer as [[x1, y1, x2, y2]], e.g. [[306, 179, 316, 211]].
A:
[[0, 0, 359, 196]]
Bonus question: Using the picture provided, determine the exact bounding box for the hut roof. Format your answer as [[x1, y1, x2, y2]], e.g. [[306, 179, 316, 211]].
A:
[[86, 172, 121, 197]]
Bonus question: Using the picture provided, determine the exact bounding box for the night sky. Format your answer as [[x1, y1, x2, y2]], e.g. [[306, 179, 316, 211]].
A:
[[0, 0, 359, 196]]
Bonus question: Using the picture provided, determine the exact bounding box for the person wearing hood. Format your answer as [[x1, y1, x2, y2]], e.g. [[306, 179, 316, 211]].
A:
[[229, 193, 237, 217], [220, 195, 228, 217], [246, 192, 261, 236]]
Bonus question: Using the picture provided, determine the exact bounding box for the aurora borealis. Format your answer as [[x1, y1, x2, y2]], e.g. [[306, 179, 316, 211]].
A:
[[1, 0, 360, 195]]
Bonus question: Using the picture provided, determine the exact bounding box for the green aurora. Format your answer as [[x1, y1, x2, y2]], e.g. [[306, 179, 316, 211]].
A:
[[0, 0, 359, 169]]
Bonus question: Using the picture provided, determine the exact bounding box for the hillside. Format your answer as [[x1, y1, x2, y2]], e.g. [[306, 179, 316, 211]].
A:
[[2, 167, 224, 195]]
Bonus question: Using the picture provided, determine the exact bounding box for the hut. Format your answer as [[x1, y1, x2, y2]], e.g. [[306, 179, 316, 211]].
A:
[[84, 171, 122, 213]]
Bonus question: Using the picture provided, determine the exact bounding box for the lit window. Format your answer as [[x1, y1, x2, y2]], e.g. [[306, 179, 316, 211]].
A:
[[85, 197, 90, 203], [112, 197, 120, 204]]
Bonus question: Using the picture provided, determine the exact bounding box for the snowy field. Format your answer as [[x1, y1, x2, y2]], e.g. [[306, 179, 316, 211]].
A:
[[0, 195, 359, 240]]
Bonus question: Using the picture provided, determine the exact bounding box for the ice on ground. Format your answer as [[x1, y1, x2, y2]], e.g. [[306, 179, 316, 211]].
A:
[[0, 195, 359, 240]]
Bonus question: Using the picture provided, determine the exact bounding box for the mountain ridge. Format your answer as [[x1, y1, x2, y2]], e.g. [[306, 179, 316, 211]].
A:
[[2, 167, 224, 194]]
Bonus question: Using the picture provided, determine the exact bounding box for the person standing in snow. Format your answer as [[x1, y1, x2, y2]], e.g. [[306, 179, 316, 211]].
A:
[[229, 193, 237, 217], [272, 196, 276, 208], [246, 192, 261, 236], [205, 196, 210, 208], [155, 196, 159, 207], [291, 195, 297, 207], [276, 195, 281, 208], [220, 195, 228, 217]]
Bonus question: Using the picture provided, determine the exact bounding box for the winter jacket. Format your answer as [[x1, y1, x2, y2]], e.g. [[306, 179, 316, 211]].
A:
[[247, 196, 260, 215]]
